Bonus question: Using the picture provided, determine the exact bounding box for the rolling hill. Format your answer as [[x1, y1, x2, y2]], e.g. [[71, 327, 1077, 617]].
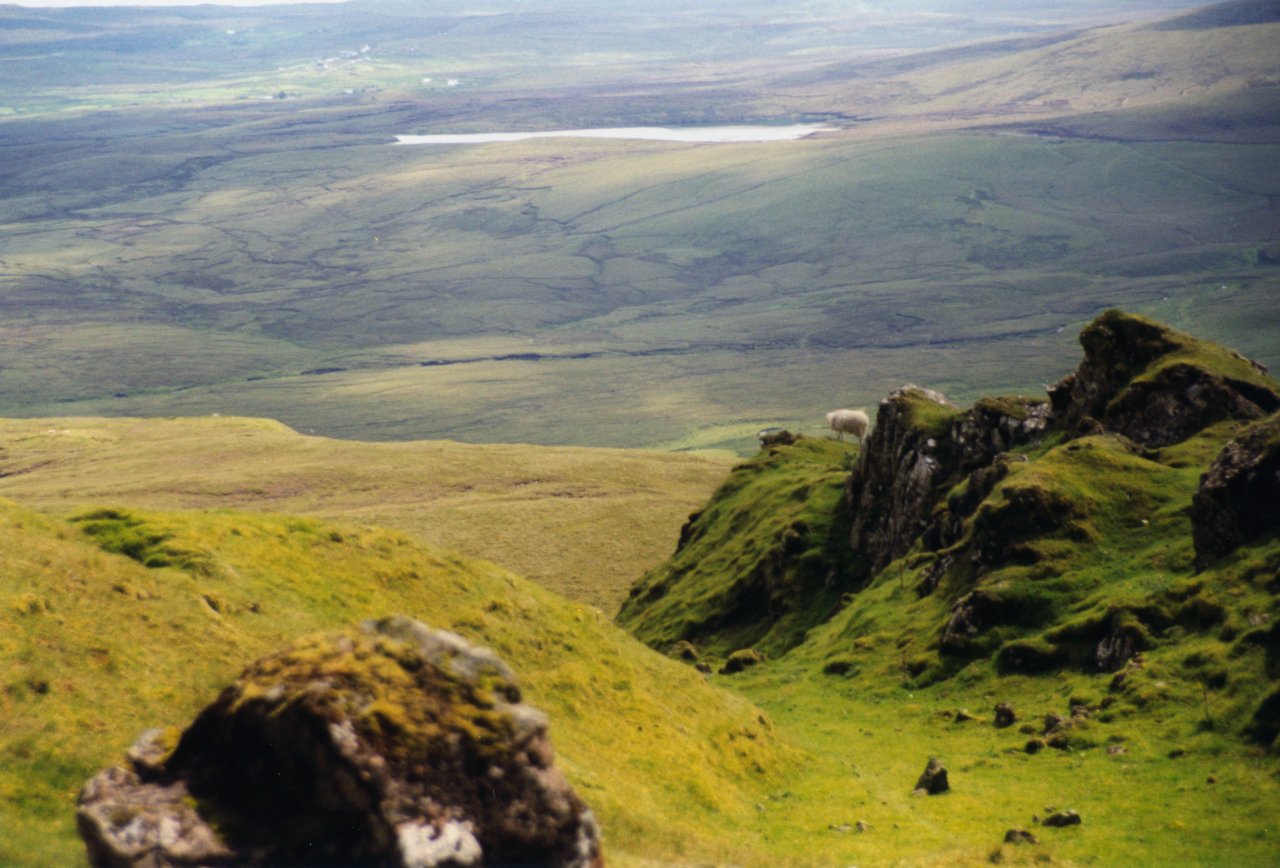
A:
[[0, 416, 731, 612], [3, 310, 1279, 865], [1, 0, 1276, 451]]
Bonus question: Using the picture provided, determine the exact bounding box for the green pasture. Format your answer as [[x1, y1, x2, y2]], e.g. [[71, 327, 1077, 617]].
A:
[[3, 115, 1277, 450]]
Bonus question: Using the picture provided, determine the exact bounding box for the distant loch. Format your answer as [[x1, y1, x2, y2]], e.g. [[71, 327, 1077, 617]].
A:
[[394, 124, 838, 145]]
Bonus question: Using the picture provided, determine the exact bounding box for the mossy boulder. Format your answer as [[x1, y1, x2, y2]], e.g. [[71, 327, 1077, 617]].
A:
[[77, 616, 602, 868], [719, 648, 765, 675]]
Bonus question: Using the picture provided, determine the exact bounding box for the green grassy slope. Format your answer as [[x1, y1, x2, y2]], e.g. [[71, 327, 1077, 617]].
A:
[[0, 499, 790, 866], [0, 416, 732, 613], [619, 437, 860, 659], [613, 314, 1280, 863]]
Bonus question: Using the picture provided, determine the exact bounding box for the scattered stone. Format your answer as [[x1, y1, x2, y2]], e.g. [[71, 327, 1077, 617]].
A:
[[1168, 747, 1187, 758], [1043, 712, 1066, 734], [1004, 828, 1039, 845], [719, 648, 765, 674], [670, 640, 700, 661], [1046, 732, 1071, 751], [1107, 744, 1127, 756], [1207, 775, 1217, 784], [694, 661, 712, 675], [77, 617, 603, 868], [994, 703, 1017, 728], [1042, 810, 1081, 828], [954, 708, 978, 723], [1024, 738, 1045, 755], [1095, 623, 1145, 672], [913, 757, 950, 795], [829, 823, 853, 833], [856, 820, 870, 833], [1018, 723, 1037, 735]]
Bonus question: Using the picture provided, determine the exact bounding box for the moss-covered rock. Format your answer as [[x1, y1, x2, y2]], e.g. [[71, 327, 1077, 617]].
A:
[[1048, 309, 1278, 447], [77, 617, 602, 868], [1191, 413, 1280, 570], [719, 648, 765, 675]]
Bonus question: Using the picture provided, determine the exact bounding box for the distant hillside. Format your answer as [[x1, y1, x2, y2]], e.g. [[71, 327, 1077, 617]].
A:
[[0, 418, 731, 613], [1, 1, 1276, 451]]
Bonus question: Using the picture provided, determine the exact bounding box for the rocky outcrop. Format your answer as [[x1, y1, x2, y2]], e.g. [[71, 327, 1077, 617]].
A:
[[1191, 414, 1280, 570], [1048, 310, 1277, 447], [848, 386, 959, 576], [77, 617, 602, 868], [848, 386, 1047, 578], [951, 396, 1051, 471], [920, 453, 1029, 554]]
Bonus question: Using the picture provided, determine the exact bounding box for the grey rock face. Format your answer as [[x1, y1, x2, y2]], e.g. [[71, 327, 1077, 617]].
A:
[[848, 385, 959, 578], [848, 386, 1048, 581], [1191, 414, 1280, 570], [78, 617, 602, 868]]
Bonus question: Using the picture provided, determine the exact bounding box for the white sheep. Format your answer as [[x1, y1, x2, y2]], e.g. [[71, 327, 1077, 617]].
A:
[[826, 408, 869, 443]]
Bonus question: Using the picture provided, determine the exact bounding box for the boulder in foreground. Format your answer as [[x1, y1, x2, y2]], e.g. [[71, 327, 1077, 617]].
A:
[[77, 616, 602, 867]]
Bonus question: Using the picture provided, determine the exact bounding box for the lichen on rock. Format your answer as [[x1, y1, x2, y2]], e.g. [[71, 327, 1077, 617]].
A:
[[77, 616, 602, 868]]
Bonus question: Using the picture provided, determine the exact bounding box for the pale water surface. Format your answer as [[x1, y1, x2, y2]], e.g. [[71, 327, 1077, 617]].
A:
[[394, 124, 837, 145]]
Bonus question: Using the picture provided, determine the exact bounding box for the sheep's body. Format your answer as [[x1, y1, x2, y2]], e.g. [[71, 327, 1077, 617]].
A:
[[826, 408, 869, 442]]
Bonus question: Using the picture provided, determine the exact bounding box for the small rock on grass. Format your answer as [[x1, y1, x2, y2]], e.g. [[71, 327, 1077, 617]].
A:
[[913, 757, 949, 795], [1042, 810, 1082, 827], [994, 703, 1017, 728], [1004, 828, 1038, 844]]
